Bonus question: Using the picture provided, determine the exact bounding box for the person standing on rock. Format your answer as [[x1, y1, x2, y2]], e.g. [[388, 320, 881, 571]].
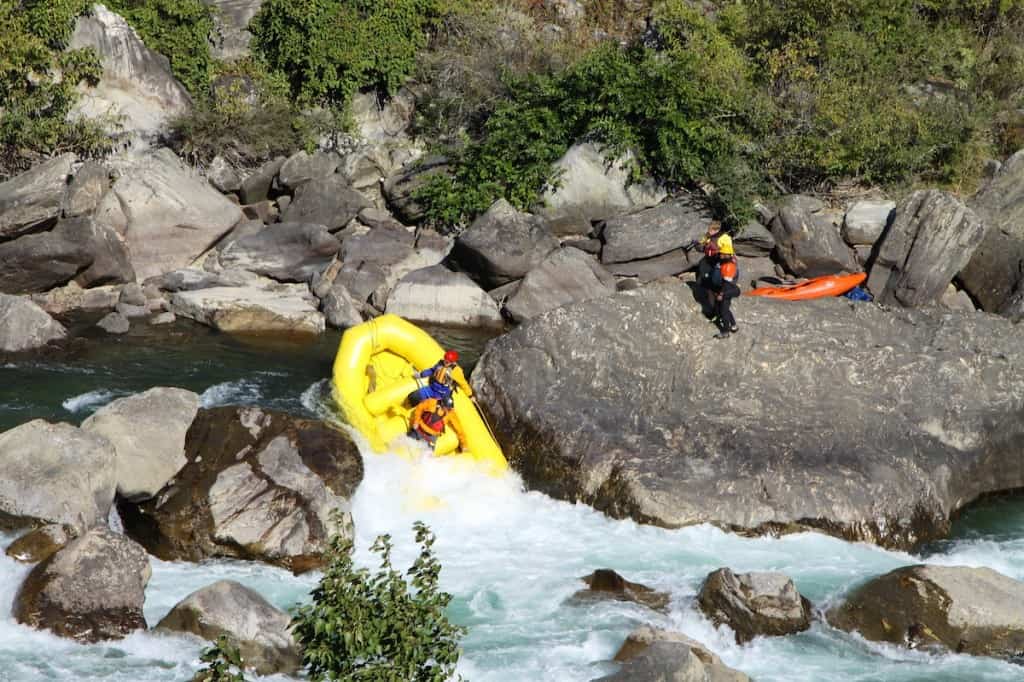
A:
[[709, 258, 741, 338], [408, 350, 473, 405], [692, 221, 740, 337]]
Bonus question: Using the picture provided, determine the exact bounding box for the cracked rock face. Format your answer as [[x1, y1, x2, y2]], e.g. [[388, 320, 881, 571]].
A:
[[118, 406, 363, 573], [473, 279, 1024, 551]]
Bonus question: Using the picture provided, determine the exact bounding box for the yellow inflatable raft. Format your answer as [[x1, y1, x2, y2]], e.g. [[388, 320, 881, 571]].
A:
[[331, 315, 508, 473]]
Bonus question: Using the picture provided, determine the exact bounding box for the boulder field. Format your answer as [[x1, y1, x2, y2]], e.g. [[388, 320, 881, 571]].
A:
[[473, 279, 1024, 550]]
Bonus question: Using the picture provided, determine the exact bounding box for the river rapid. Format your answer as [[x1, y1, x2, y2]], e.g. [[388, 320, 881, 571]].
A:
[[1, 322, 1021, 681]]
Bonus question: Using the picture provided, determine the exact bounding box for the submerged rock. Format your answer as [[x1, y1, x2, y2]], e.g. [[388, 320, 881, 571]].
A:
[[473, 279, 1024, 550], [594, 625, 749, 682], [697, 568, 812, 643], [5, 524, 75, 564], [156, 579, 301, 675], [119, 406, 363, 573], [570, 569, 670, 612], [827, 564, 1024, 660], [13, 528, 150, 642]]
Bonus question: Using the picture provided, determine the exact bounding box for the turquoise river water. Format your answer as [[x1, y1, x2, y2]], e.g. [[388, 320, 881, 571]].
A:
[[0, 321, 1021, 681]]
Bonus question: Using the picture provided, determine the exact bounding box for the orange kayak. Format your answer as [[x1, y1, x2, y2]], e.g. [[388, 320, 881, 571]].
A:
[[747, 272, 867, 301]]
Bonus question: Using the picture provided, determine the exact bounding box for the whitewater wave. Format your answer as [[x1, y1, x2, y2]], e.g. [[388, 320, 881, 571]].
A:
[[199, 379, 262, 408], [61, 389, 126, 414]]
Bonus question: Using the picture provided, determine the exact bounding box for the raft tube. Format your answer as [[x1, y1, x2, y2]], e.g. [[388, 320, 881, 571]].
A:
[[746, 272, 867, 301], [332, 314, 507, 474]]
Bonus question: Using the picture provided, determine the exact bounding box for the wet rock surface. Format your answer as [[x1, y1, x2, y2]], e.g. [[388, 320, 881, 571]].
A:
[[697, 568, 812, 643], [119, 406, 363, 573], [827, 564, 1024, 660], [13, 528, 151, 642], [473, 279, 1024, 550]]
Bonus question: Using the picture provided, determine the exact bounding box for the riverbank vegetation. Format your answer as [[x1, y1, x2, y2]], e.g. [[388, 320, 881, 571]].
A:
[[4, 0, 1023, 220]]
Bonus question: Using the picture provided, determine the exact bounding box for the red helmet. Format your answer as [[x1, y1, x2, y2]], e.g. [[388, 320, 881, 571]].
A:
[[443, 350, 459, 363]]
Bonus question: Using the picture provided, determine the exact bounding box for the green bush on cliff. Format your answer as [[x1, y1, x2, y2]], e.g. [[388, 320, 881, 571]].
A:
[[105, 0, 214, 97], [0, 0, 110, 177], [418, 3, 764, 227], [251, 0, 449, 108], [290, 518, 465, 681]]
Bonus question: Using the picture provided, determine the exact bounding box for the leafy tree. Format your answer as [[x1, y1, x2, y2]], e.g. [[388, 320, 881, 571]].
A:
[[0, 0, 109, 177], [193, 635, 247, 682], [251, 0, 448, 107], [290, 517, 466, 681]]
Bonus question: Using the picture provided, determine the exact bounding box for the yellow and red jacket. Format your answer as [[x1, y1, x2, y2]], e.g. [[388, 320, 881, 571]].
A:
[[410, 398, 467, 447]]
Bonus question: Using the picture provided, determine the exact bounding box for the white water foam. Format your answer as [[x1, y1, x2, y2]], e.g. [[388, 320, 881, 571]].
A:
[[199, 379, 263, 408], [61, 389, 126, 414], [0, 435, 1022, 681]]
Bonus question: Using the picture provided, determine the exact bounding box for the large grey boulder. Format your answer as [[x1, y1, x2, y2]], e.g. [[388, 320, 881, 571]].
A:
[[29, 281, 121, 318], [385, 265, 504, 328], [56, 215, 135, 288], [239, 156, 285, 205], [219, 222, 341, 282], [169, 281, 325, 334], [594, 626, 749, 682], [733, 221, 776, 257], [770, 195, 859, 276], [827, 565, 1024, 659], [277, 151, 341, 191], [570, 569, 669, 612], [63, 162, 111, 220], [959, 149, 1024, 315], [203, 0, 264, 61], [0, 420, 115, 531], [600, 200, 711, 265], [534, 143, 667, 234], [605, 250, 689, 283], [337, 226, 451, 309], [81, 388, 200, 501], [109, 149, 244, 281], [0, 154, 75, 240], [156, 579, 300, 675], [119, 406, 363, 573], [697, 568, 812, 643], [505, 248, 616, 323], [453, 199, 560, 288], [866, 190, 985, 307], [0, 295, 66, 352], [382, 156, 450, 223], [205, 155, 242, 194], [13, 528, 150, 642], [280, 176, 371, 231], [473, 279, 1024, 551], [69, 5, 192, 143], [0, 227, 93, 295], [842, 200, 895, 246]]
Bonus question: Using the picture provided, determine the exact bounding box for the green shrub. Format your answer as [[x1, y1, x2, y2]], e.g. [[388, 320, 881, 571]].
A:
[[251, 0, 449, 108], [290, 518, 465, 681], [419, 3, 763, 228], [169, 59, 313, 166], [0, 0, 111, 177], [194, 636, 247, 682], [105, 0, 214, 97]]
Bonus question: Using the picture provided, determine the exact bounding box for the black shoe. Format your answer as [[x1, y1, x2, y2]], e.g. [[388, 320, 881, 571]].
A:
[[713, 330, 731, 339], [730, 324, 739, 333]]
